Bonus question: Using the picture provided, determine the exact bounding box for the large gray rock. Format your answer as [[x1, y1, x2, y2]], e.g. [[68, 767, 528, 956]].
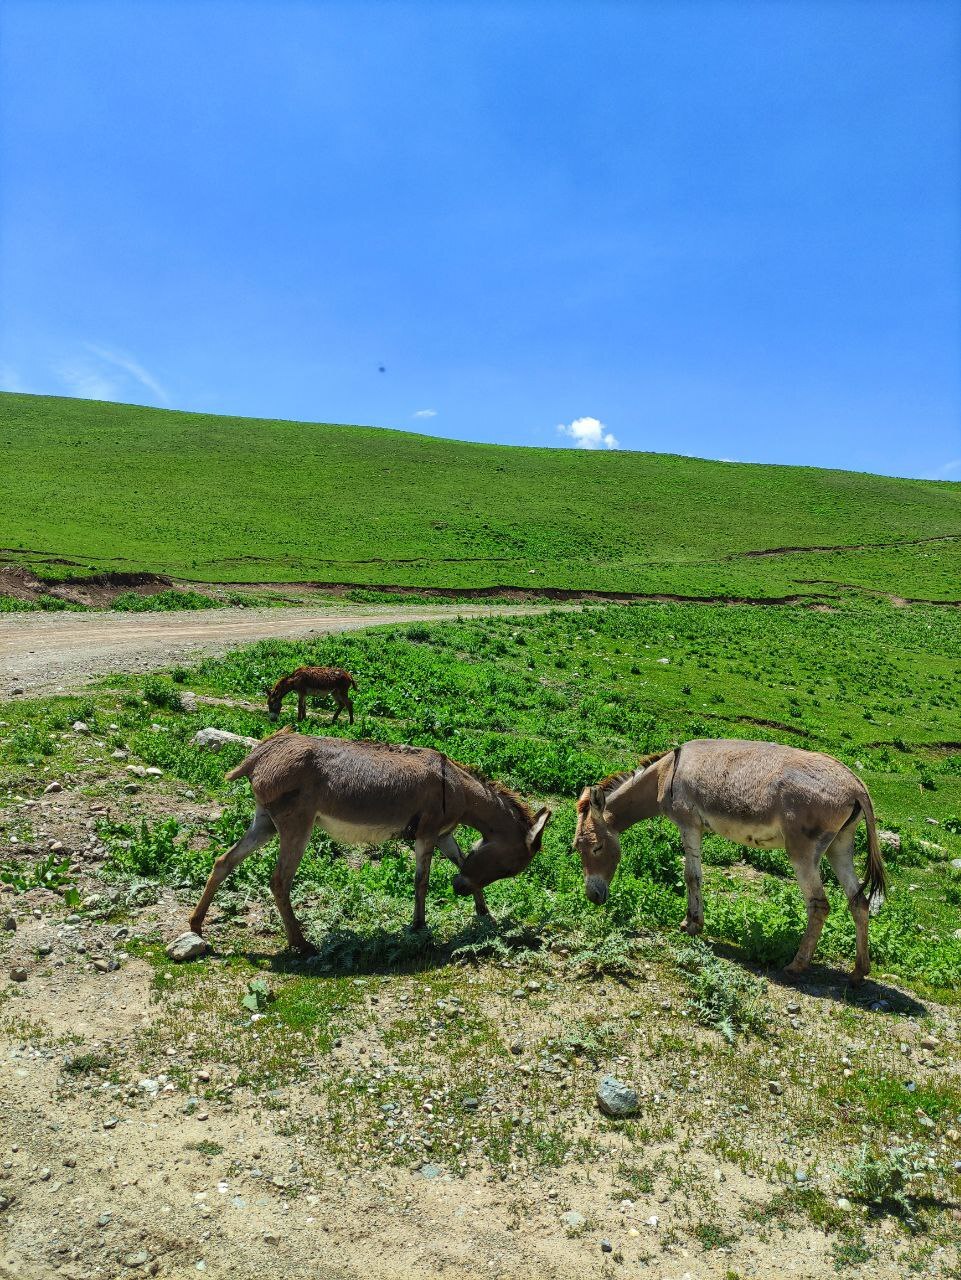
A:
[[596, 1074, 640, 1117], [192, 727, 258, 752], [165, 932, 209, 962]]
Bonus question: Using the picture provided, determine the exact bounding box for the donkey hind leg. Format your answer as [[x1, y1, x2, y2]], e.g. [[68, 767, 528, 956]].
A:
[[679, 826, 705, 935], [825, 824, 871, 982], [189, 807, 275, 935], [297, 692, 307, 721], [784, 832, 836, 976], [270, 812, 317, 954], [437, 833, 489, 918]]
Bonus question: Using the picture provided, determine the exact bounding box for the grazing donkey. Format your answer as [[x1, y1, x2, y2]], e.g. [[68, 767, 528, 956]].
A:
[[574, 739, 886, 982], [267, 666, 357, 725], [187, 730, 551, 952]]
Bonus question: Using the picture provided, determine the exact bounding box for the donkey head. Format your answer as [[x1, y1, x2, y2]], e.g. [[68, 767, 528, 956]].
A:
[[573, 786, 622, 905], [451, 807, 551, 896]]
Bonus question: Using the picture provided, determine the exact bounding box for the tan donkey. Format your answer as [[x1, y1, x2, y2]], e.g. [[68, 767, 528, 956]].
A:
[[267, 666, 357, 725], [574, 739, 886, 982], [187, 730, 551, 952]]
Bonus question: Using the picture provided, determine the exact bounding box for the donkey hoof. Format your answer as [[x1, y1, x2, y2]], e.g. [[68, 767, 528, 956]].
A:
[[679, 917, 703, 936], [783, 961, 807, 978], [291, 940, 318, 957], [849, 967, 869, 986]]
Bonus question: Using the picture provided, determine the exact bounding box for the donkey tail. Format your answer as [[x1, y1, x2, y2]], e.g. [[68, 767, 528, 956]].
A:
[[346, 672, 358, 689], [855, 782, 887, 914]]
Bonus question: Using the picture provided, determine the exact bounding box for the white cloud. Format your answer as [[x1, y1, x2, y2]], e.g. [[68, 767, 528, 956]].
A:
[[0, 364, 28, 393], [412, 408, 437, 418], [55, 344, 168, 405], [934, 458, 961, 478], [85, 344, 168, 403], [57, 362, 123, 401], [557, 415, 618, 450]]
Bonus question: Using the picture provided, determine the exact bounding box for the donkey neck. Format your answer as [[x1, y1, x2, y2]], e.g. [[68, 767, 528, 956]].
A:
[[457, 768, 529, 838], [604, 756, 670, 831]]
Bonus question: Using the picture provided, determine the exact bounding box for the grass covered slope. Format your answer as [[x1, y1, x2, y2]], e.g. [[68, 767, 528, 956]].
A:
[[2, 391, 959, 598]]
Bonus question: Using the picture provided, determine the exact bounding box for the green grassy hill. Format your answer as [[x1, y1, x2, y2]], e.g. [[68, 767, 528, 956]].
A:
[[2, 392, 958, 599]]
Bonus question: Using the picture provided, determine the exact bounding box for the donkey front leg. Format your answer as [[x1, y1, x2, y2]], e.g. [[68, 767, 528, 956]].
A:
[[411, 836, 435, 930], [189, 807, 275, 936], [679, 825, 705, 935], [437, 833, 489, 918], [297, 692, 307, 721]]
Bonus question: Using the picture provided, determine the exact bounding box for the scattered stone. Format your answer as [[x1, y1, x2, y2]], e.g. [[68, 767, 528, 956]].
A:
[[596, 1075, 640, 1118], [92, 959, 113, 974], [768, 1081, 783, 1096], [419, 1163, 443, 1180], [102, 1117, 118, 1130], [786, 1001, 800, 1015], [794, 1168, 808, 1183], [97, 1212, 112, 1227], [562, 1211, 586, 1230], [509, 1037, 524, 1055], [600, 1239, 613, 1252], [836, 1197, 853, 1211], [112, 748, 129, 759], [165, 932, 209, 962], [262, 1233, 279, 1245], [145, 767, 163, 778], [44, 781, 63, 794], [920, 1035, 939, 1050], [123, 1251, 152, 1269], [2, 916, 15, 932], [879, 830, 901, 853], [38, 944, 52, 957], [192, 727, 258, 752], [9, 968, 27, 983], [72, 721, 89, 734], [38, 1168, 51, 1181], [461, 1097, 479, 1111]]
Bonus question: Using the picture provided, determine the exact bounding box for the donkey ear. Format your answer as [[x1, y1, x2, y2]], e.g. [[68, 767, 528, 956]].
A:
[[589, 787, 606, 821], [526, 806, 552, 850]]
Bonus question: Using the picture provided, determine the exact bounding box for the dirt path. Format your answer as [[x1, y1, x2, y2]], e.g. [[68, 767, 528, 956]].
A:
[[0, 604, 571, 698]]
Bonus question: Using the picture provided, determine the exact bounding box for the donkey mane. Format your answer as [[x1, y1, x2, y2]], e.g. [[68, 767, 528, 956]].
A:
[[577, 749, 673, 812], [452, 759, 535, 826]]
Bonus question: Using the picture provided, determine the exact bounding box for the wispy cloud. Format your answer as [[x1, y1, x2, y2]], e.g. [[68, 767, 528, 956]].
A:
[[932, 458, 961, 478], [412, 408, 437, 419], [55, 344, 169, 405], [557, 415, 618, 450], [0, 364, 28, 393], [85, 344, 169, 403]]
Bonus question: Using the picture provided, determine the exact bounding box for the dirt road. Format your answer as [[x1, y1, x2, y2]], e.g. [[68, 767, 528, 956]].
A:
[[0, 603, 570, 697]]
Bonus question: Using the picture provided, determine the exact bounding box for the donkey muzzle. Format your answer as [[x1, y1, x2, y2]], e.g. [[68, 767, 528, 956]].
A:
[[452, 874, 473, 897], [585, 875, 609, 906]]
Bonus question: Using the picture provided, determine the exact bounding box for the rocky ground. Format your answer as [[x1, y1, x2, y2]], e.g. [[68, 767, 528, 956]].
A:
[[0, 729, 959, 1279]]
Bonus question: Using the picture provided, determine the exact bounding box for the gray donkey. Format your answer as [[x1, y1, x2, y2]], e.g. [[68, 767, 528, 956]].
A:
[[574, 739, 886, 982], [188, 730, 551, 952]]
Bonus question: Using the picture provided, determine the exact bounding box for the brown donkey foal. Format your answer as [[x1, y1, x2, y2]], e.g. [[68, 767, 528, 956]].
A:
[[188, 730, 551, 953], [574, 739, 886, 982], [267, 666, 356, 725]]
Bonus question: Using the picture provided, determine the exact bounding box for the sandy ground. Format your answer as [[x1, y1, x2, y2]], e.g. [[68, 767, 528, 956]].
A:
[[0, 605, 570, 698]]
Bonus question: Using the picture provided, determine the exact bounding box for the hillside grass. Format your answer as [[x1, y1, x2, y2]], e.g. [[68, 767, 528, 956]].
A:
[[2, 392, 959, 599]]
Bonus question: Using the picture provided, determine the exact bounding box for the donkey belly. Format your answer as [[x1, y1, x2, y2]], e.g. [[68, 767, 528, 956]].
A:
[[702, 813, 783, 850], [315, 813, 401, 845]]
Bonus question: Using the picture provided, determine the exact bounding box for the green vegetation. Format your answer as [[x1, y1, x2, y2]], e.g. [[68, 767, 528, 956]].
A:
[[1, 392, 958, 598], [4, 598, 958, 997]]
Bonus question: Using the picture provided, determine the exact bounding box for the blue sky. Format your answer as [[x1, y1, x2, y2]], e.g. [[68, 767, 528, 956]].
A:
[[1, 0, 958, 479]]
